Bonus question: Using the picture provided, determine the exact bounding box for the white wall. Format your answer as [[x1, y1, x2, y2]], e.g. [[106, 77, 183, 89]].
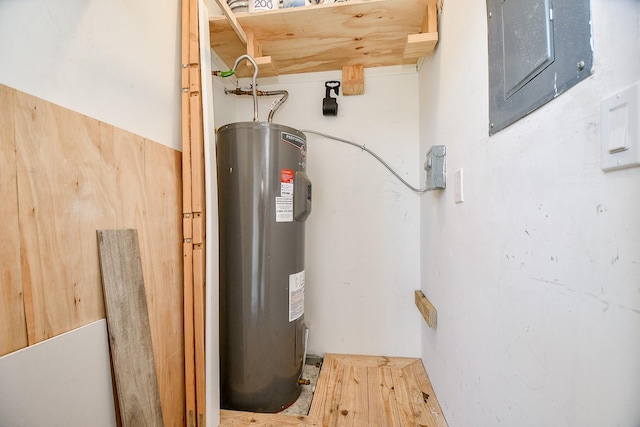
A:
[[0, 321, 117, 427], [418, 1, 640, 427], [218, 67, 423, 357], [0, 0, 181, 150]]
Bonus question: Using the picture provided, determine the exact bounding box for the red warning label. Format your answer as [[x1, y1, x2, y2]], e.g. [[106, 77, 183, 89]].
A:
[[281, 169, 294, 183]]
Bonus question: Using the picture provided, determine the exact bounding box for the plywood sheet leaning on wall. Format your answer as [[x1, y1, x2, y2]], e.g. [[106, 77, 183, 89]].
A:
[[0, 83, 184, 426], [14, 90, 109, 344], [0, 85, 28, 356], [143, 141, 185, 426]]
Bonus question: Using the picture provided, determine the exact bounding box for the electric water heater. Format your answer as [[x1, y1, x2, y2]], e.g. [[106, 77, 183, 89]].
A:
[[216, 121, 312, 413]]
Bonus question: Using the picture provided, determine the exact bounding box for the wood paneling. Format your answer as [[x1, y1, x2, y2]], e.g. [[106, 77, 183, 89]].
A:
[[0, 86, 28, 355], [144, 141, 185, 427], [0, 83, 184, 426], [15, 90, 108, 344]]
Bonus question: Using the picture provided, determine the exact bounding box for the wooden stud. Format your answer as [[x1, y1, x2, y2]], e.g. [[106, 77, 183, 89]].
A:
[[415, 290, 437, 329], [181, 89, 193, 215], [183, 0, 207, 424], [182, 0, 197, 424], [192, 213, 203, 245], [193, 246, 206, 426], [189, 92, 205, 215], [189, 0, 200, 66], [189, 66, 201, 95], [342, 65, 364, 96], [183, 242, 196, 427]]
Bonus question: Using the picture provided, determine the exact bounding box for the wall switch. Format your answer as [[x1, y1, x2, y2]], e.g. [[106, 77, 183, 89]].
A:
[[454, 168, 463, 203], [601, 83, 640, 171]]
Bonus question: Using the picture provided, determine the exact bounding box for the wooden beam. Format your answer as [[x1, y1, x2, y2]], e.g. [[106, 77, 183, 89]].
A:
[[183, 241, 196, 427], [212, 0, 248, 45], [189, 92, 205, 214], [97, 229, 164, 426], [342, 65, 364, 96], [415, 290, 437, 329], [424, 1, 438, 33], [404, 1, 438, 58], [193, 245, 206, 426], [183, 0, 207, 425], [246, 31, 279, 77], [182, 0, 197, 425]]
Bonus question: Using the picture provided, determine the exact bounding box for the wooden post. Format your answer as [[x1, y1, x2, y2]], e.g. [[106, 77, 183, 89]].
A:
[[182, 0, 207, 425]]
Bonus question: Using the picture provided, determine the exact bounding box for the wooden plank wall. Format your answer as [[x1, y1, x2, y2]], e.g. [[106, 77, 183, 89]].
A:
[[0, 84, 185, 426]]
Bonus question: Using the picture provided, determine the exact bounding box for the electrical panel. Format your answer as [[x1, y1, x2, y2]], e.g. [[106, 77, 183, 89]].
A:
[[487, 0, 593, 135]]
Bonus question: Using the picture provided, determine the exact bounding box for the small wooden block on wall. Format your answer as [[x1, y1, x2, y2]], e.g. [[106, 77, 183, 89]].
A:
[[342, 65, 364, 96], [415, 290, 437, 329]]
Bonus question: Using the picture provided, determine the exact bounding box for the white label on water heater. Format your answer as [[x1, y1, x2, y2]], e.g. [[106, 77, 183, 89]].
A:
[[275, 196, 293, 222], [289, 270, 305, 322]]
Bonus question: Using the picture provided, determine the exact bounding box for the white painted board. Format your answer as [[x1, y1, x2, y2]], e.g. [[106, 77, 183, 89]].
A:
[[0, 320, 117, 427]]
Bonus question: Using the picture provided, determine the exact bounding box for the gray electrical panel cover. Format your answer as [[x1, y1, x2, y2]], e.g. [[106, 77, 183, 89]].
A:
[[487, 0, 593, 135]]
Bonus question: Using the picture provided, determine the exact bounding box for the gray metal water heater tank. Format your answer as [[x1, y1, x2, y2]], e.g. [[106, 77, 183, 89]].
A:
[[216, 121, 312, 413]]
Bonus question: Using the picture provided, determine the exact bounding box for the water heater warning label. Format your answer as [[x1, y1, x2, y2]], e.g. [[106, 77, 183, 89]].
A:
[[275, 196, 293, 222], [289, 270, 305, 322], [281, 168, 294, 197]]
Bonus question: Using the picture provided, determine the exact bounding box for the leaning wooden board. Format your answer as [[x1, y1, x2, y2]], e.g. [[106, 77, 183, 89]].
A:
[[97, 229, 164, 426]]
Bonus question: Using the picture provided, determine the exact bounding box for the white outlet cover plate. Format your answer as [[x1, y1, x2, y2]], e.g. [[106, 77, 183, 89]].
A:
[[454, 168, 463, 203]]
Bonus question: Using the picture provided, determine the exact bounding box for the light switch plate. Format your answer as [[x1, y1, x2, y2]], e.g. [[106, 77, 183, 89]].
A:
[[454, 169, 463, 203], [601, 84, 640, 171]]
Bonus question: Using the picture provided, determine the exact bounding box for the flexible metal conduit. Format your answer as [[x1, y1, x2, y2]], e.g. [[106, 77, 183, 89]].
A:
[[301, 129, 428, 193]]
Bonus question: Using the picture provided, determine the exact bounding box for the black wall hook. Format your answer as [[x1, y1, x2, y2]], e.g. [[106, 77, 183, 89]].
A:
[[322, 81, 340, 116]]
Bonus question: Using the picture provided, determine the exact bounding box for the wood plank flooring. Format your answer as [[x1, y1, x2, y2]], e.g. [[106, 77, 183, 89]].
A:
[[220, 353, 448, 427]]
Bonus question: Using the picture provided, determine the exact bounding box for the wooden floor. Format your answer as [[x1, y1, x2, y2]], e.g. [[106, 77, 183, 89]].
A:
[[220, 353, 448, 427]]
